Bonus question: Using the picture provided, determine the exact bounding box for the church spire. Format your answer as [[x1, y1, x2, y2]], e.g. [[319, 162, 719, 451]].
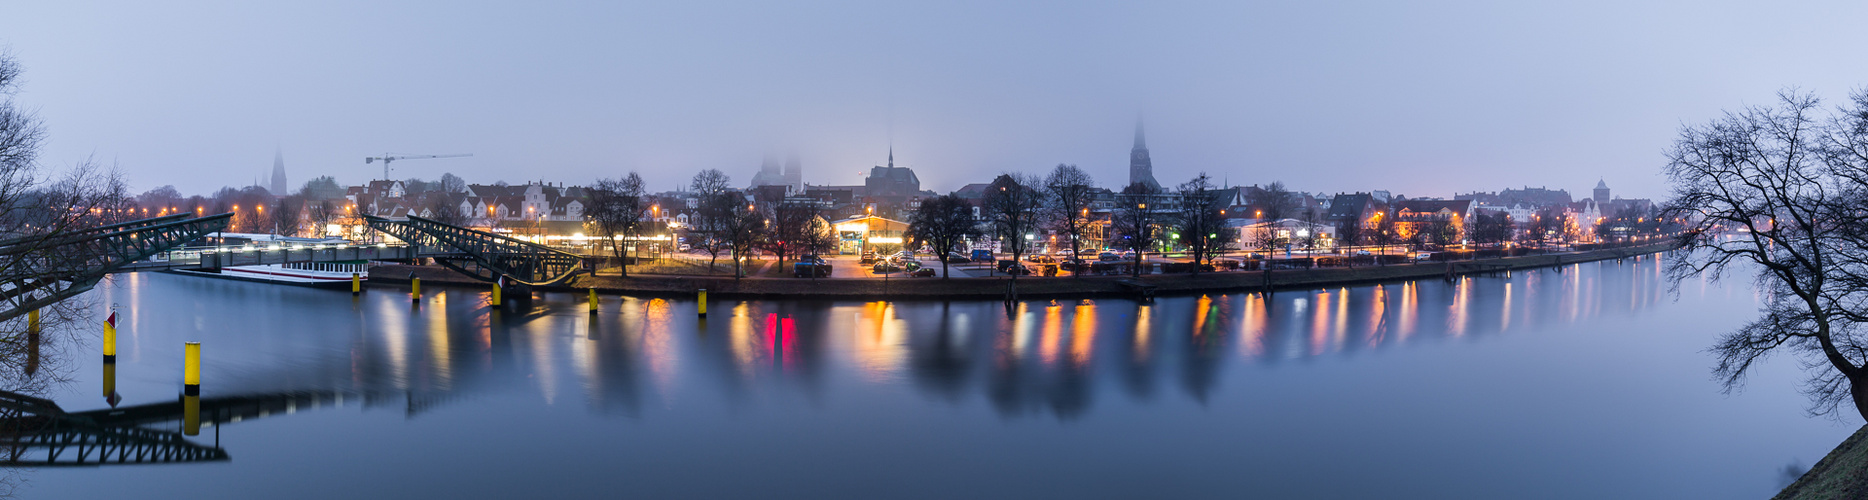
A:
[[1133, 119, 1147, 150], [888, 146, 894, 168]]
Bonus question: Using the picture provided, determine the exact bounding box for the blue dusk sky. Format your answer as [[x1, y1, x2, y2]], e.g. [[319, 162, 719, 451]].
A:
[[4, 1, 1866, 199]]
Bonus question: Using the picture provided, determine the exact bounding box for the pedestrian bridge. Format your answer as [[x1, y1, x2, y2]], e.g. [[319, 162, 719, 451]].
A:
[[0, 213, 586, 323]]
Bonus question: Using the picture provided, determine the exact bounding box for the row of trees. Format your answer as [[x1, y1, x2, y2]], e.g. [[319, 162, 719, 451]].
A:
[[905, 164, 1238, 279], [585, 169, 837, 278]]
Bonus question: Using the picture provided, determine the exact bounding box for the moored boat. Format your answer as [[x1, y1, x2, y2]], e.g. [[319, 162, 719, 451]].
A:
[[165, 233, 374, 288]]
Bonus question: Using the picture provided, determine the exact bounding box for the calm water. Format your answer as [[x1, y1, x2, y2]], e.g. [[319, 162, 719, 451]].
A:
[[13, 254, 1853, 499]]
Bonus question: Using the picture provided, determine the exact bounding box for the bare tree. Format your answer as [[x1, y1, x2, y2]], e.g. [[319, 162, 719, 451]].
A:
[[688, 170, 734, 271], [1663, 89, 1868, 419], [299, 175, 346, 200], [762, 200, 823, 269], [438, 173, 467, 194], [426, 194, 468, 227], [1176, 172, 1232, 275], [690, 169, 730, 197], [722, 199, 764, 278], [1368, 212, 1399, 262], [270, 195, 305, 236], [1043, 164, 1095, 276], [907, 193, 982, 279], [1112, 182, 1164, 277], [307, 199, 340, 237], [1247, 181, 1300, 221], [983, 173, 1046, 283], [1523, 208, 1568, 246], [586, 173, 646, 277], [0, 52, 129, 398]]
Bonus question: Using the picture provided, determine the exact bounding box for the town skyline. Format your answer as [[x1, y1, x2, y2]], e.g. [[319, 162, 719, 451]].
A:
[[9, 2, 1868, 200]]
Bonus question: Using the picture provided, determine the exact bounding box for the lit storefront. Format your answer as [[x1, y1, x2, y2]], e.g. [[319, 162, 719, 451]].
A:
[[831, 216, 910, 255]]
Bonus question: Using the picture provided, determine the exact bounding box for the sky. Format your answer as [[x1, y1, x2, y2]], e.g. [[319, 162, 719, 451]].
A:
[[4, 0, 1868, 201]]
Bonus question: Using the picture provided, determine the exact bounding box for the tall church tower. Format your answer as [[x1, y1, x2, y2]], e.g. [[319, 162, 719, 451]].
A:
[[270, 148, 288, 196], [1593, 179, 1610, 203], [1129, 120, 1161, 191], [783, 152, 802, 192]]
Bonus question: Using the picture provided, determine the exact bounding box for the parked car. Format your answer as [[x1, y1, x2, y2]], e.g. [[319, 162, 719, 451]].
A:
[[1027, 255, 1057, 264], [872, 261, 902, 273], [945, 252, 972, 264], [1354, 250, 1373, 256], [1098, 251, 1121, 262], [999, 262, 1032, 275], [1413, 252, 1433, 261], [996, 259, 1022, 273], [890, 251, 914, 262], [909, 268, 937, 277], [860, 252, 877, 264], [902, 260, 922, 272], [793, 255, 832, 277]]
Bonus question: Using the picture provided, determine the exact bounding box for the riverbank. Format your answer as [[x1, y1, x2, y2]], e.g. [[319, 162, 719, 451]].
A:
[[1774, 425, 1868, 499], [369, 240, 1679, 300]]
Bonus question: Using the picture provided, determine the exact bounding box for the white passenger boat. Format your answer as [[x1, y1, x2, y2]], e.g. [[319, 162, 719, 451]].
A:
[[166, 233, 373, 288]]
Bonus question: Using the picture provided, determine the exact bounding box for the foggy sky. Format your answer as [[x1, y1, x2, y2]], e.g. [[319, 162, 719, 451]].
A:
[[5, 1, 1868, 200]]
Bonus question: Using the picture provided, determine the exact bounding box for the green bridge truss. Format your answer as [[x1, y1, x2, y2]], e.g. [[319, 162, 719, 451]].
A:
[[0, 213, 233, 323], [365, 214, 585, 287]]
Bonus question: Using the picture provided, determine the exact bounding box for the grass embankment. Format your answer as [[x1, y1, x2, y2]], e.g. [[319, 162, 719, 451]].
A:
[[372, 241, 1678, 300], [1774, 425, 1868, 500]]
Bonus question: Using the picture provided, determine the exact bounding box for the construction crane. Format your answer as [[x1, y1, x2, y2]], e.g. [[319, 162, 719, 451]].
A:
[[364, 153, 472, 181]]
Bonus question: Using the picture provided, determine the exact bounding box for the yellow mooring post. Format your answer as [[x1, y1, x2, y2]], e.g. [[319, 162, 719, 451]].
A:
[[351, 273, 361, 296], [412, 277, 422, 302], [698, 289, 708, 318], [27, 309, 39, 337], [491, 282, 503, 307], [183, 342, 200, 392], [588, 288, 598, 314], [183, 342, 201, 436]]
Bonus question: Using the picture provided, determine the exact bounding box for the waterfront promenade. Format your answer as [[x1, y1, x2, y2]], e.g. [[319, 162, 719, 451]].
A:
[[372, 240, 1679, 300]]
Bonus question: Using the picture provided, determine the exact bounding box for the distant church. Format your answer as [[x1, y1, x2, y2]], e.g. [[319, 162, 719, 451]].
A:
[[1129, 120, 1160, 191], [268, 148, 288, 196], [749, 153, 803, 193]]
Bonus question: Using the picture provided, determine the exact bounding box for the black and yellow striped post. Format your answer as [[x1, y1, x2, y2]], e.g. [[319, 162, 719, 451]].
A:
[[588, 288, 598, 314], [183, 342, 201, 436], [351, 272, 361, 296], [698, 289, 708, 318]]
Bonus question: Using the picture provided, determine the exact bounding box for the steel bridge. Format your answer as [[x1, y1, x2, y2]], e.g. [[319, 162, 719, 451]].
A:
[[365, 214, 585, 287], [0, 391, 227, 466], [0, 213, 234, 323], [0, 212, 585, 322]]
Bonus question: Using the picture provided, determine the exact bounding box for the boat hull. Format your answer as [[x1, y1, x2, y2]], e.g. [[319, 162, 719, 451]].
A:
[[164, 264, 366, 289]]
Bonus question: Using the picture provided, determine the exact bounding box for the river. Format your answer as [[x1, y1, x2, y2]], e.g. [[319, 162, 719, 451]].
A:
[[11, 253, 1853, 499]]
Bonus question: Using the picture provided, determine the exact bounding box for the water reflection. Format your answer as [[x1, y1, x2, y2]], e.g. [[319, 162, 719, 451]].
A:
[[18, 256, 1682, 470]]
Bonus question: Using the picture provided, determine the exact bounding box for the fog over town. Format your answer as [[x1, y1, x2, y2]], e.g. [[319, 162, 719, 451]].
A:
[[6, 1, 1868, 200]]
